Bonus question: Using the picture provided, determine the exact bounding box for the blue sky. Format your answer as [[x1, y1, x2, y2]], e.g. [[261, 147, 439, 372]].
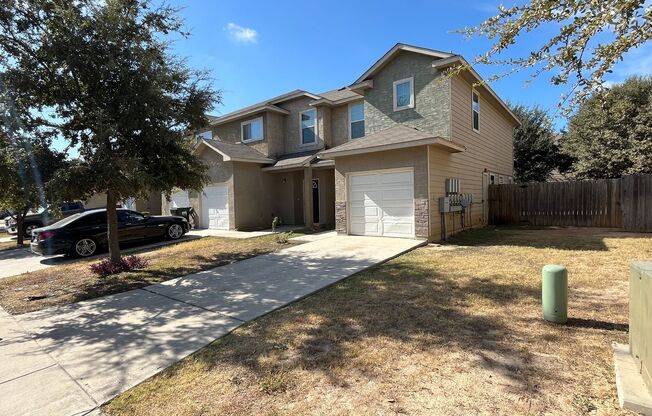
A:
[[165, 0, 652, 132]]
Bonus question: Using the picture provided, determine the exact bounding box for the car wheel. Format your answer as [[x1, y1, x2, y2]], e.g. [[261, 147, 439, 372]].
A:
[[166, 223, 184, 240], [23, 223, 39, 237], [73, 238, 98, 257]]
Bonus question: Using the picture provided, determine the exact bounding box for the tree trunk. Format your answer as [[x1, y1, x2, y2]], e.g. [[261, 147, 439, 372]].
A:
[[15, 208, 28, 246], [15, 215, 24, 246], [106, 190, 121, 263]]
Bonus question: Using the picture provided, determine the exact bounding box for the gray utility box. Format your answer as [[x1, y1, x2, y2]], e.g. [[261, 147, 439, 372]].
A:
[[439, 197, 462, 213]]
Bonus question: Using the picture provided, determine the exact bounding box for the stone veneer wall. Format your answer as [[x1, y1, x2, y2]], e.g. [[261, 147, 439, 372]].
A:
[[414, 198, 429, 238], [364, 51, 451, 139], [335, 201, 347, 234]]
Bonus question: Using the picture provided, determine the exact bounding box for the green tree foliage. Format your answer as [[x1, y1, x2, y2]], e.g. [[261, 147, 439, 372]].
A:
[[457, 1, 651, 112], [0, 0, 218, 261], [511, 104, 563, 183], [0, 135, 67, 245], [560, 76, 652, 179]]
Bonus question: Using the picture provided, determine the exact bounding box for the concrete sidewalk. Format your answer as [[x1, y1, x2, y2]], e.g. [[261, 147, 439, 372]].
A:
[[1, 235, 423, 415]]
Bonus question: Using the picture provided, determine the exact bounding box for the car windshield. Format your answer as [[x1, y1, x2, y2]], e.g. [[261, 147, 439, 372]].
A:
[[50, 212, 85, 227]]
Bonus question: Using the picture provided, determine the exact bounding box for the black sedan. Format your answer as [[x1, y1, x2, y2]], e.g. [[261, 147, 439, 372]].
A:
[[30, 209, 189, 257]]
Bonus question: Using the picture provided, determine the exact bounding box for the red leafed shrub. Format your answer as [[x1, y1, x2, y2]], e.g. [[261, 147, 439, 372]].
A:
[[90, 255, 150, 277]]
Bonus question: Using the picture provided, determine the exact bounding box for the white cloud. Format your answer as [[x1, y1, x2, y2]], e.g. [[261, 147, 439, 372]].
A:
[[225, 23, 258, 44]]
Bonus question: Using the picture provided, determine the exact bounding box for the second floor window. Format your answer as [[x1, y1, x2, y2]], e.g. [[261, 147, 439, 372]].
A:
[[241, 117, 263, 142], [300, 109, 316, 145], [349, 102, 365, 139], [472, 91, 480, 131], [393, 77, 414, 111]]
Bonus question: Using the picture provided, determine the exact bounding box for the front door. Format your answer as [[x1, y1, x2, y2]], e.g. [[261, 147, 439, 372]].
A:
[[312, 179, 319, 224]]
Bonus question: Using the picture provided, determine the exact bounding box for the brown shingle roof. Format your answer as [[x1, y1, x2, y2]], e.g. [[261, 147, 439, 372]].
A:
[[261, 150, 321, 171], [319, 125, 465, 158], [197, 139, 274, 163]]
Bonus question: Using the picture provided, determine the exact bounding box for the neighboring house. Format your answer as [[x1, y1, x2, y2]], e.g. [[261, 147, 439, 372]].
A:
[[163, 43, 519, 240], [85, 192, 162, 215]]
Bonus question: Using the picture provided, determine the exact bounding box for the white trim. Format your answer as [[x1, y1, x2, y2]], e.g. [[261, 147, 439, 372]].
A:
[[489, 173, 497, 185], [299, 108, 317, 147], [348, 101, 365, 140], [241, 116, 264, 143], [345, 167, 416, 239], [472, 90, 480, 133], [393, 77, 414, 112]]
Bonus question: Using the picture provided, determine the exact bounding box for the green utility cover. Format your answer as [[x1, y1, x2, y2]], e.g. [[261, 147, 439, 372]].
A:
[[542, 264, 568, 324]]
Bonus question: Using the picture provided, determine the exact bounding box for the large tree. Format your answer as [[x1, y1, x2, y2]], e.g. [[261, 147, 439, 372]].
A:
[[0, 0, 217, 261], [510, 104, 563, 183], [457, 1, 651, 113], [560, 76, 652, 179]]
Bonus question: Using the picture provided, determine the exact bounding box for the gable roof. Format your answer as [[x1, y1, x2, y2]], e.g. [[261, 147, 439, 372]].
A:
[[353, 43, 454, 84], [431, 56, 521, 126], [210, 90, 320, 126], [319, 125, 465, 159], [261, 149, 322, 172], [195, 139, 274, 164]]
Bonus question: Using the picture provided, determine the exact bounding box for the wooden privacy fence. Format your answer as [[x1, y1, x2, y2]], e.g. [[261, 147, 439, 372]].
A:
[[488, 174, 652, 231]]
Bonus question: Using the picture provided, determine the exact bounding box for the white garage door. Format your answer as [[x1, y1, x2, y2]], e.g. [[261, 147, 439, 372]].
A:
[[202, 185, 229, 230], [348, 170, 414, 238]]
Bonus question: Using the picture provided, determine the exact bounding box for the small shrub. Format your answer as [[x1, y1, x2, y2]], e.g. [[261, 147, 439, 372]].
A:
[[271, 216, 280, 232], [90, 255, 150, 277], [274, 231, 293, 245]]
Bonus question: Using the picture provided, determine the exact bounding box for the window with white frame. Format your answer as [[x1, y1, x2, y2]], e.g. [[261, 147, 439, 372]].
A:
[[300, 109, 316, 145], [393, 77, 414, 111], [349, 102, 364, 139], [472, 91, 480, 131], [241, 117, 263, 142]]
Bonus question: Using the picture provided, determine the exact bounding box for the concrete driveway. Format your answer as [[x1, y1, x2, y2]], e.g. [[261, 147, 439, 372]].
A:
[[0, 236, 201, 280], [0, 235, 423, 415]]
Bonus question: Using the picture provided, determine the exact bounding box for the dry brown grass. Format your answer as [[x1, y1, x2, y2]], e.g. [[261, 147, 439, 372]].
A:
[[0, 240, 19, 251], [105, 227, 651, 416], [0, 235, 294, 314]]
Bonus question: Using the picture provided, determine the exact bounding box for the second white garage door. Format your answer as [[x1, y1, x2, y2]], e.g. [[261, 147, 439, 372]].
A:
[[202, 184, 230, 230], [348, 170, 414, 238]]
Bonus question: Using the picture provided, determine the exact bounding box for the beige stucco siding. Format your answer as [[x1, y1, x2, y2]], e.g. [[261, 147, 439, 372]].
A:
[[211, 112, 270, 157], [427, 76, 515, 239], [232, 162, 276, 230], [330, 104, 349, 147], [276, 96, 325, 154]]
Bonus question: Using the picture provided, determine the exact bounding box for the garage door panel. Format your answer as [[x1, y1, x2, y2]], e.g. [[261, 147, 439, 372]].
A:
[[380, 171, 412, 185], [350, 174, 380, 186], [202, 185, 229, 230], [382, 205, 413, 217], [383, 222, 414, 236], [382, 188, 412, 200], [348, 170, 414, 238]]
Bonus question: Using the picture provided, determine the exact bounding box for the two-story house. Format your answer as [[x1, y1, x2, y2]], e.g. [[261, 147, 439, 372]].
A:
[[164, 43, 519, 240]]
